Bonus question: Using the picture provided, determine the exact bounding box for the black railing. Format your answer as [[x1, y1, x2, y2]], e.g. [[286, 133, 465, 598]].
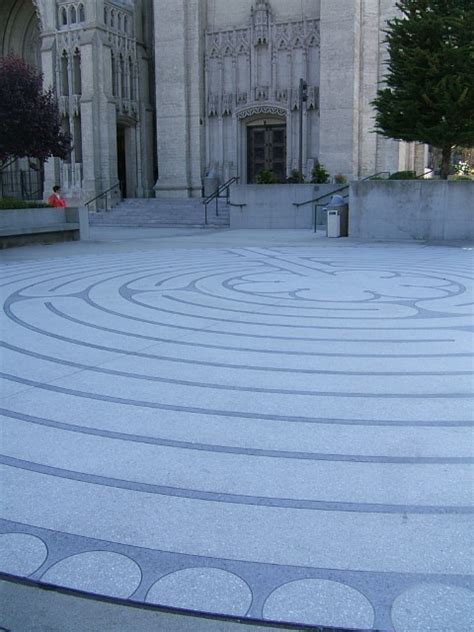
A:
[[203, 176, 239, 225], [293, 172, 391, 232], [0, 168, 43, 201], [85, 182, 122, 212], [416, 168, 435, 178]]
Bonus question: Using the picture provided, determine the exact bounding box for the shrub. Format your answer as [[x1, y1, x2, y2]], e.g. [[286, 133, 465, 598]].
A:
[[310, 161, 330, 184], [0, 197, 49, 209], [388, 170, 417, 180], [287, 169, 304, 183], [256, 169, 279, 184], [334, 174, 347, 184]]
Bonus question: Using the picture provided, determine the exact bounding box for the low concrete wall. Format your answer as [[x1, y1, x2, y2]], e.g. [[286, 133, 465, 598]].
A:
[[349, 181, 474, 240], [229, 184, 343, 229], [0, 206, 89, 247]]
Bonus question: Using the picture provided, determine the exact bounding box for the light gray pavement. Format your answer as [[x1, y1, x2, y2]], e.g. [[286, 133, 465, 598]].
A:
[[0, 227, 473, 632]]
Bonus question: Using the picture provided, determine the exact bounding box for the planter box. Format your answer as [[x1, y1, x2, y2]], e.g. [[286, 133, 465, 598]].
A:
[[349, 181, 474, 240], [229, 184, 344, 229], [0, 207, 89, 248]]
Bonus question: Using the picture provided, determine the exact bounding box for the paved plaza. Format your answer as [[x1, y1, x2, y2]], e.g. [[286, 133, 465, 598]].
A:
[[0, 227, 473, 631]]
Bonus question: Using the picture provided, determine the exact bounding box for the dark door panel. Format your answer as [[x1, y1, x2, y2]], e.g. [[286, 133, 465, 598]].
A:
[[247, 124, 286, 183]]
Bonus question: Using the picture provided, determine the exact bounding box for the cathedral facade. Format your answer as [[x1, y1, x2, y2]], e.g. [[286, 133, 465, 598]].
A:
[[1, 0, 427, 202]]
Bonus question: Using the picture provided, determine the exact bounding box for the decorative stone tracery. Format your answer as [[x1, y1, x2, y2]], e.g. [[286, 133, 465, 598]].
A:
[[204, 0, 320, 181], [236, 105, 287, 120], [104, 2, 138, 118]]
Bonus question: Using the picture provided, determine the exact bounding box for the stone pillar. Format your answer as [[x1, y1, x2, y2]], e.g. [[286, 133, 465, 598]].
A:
[[319, 0, 361, 180], [40, 33, 60, 197], [153, 0, 205, 197], [319, 0, 418, 180], [79, 34, 118, 202]]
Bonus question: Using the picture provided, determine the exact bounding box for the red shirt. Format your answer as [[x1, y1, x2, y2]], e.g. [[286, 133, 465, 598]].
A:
[[48, 193, 66, 208]]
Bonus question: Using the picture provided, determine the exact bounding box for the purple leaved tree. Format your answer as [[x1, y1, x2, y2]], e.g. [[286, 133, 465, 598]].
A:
[[0, 54, 71, 170]]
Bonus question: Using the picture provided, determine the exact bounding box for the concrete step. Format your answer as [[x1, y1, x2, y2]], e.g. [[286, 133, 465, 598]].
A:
[[89, 197, 230, 227]]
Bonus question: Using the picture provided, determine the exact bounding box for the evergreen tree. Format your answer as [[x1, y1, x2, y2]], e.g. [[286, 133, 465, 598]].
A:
[[0, 55, 71, 168], [372, 0, 474, 179]]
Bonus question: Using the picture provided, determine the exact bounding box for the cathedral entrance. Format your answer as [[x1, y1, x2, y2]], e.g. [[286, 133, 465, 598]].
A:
[[247, 124, 286, 183], [117, 126, 127, 198]]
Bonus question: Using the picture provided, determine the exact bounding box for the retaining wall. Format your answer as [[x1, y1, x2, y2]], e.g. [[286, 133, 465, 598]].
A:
[[229, 184, 342, 229], [349, 181, 473, 240], [0, 207, 89, 248]]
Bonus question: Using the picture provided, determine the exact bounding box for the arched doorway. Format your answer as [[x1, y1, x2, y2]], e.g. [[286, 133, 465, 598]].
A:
[[116, 120, 138, 199], [236, 106, 288, 184], [247, 120, 286, 183], [0, 0, 43, 199]]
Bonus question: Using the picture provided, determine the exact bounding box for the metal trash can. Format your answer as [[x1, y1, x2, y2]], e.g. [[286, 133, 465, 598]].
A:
[[326, 195, 348, 238]]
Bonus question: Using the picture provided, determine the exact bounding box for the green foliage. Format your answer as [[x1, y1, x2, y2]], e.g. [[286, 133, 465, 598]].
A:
[[0, 197, 49, 209], [372, 0, 474, 178], [310, 161, 330, 183], [287, 169, 304, 183], [334, 174, 347, 184], [389, 170, 417, 179], [256, 169, 279, 184], [0, 54, 71, 165]]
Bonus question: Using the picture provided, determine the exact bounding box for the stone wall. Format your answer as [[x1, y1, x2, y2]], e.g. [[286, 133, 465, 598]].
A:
[[229, 184, 316, 228], [349, 181, 474, 240]]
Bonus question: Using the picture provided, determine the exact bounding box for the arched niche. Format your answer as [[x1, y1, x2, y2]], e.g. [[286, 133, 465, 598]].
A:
[[1, 0, 41, 69]]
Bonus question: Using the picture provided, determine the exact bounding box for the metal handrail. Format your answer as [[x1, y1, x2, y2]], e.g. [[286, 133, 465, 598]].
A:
[[293, 183, 350, 209], [292, 172, 391, 209], [293, 171, 391, 233], [416, 168, 435, 179], [203, 176, 239, 224], [85, 182, 121, 212]]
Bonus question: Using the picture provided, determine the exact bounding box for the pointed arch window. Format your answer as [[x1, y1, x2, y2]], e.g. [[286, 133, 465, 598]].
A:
[[61, 7, 67, 26], [119, 54, 125, 98], [78, 4, 85, 22], [129, 57, 134, 100], [111, 52, 116, 97], [61, 51, 69, 96], [70, 5, 77, 24], [73, 49, 82, 95]]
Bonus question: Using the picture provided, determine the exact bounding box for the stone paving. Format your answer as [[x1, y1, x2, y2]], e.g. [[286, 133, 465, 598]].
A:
[[0, 228, 473, 631]]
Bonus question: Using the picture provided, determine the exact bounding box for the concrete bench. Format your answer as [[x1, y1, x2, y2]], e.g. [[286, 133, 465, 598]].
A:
[[0, 207, 89, 249]]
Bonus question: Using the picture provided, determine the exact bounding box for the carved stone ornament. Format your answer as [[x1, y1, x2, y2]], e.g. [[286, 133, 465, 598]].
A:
[[236, 104, 287, 120], [31, 0, 44, 29], [251, 0, 271, 46]]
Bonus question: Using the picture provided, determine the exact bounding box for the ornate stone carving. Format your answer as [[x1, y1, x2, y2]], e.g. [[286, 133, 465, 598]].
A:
[[251, 0, 271, 46], [207, 94, 220, 117], [222, 94, 233, 116], [31, 0, 44, 29], [206, 29, 249, 58], [236, 105, 287, 120], [306, 86, 319, 110]]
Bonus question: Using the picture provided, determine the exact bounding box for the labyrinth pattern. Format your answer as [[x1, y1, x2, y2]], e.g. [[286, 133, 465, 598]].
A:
[[1, 244, 473, 631]]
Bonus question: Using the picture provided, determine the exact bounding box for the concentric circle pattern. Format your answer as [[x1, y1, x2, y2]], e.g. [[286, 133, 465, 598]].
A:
[[1, 241, 473, 631]]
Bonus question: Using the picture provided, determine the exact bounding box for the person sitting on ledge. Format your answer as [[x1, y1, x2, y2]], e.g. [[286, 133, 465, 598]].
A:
[[47, 185, 67, 208]]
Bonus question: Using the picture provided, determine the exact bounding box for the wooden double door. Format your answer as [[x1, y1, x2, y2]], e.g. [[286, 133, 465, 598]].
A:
[[247, 124, 286, 183]]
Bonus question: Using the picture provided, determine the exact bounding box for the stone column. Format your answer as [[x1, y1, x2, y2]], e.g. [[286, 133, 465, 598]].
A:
[[79, 33, 118, 202], [154, 0, 205, 198], [40, 33, 60, 197], [319, 0, 361, 180], [319, 0, 406, 180]]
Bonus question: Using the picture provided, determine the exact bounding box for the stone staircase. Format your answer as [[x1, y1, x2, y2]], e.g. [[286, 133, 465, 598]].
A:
[[89, 197, 230, 228]]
